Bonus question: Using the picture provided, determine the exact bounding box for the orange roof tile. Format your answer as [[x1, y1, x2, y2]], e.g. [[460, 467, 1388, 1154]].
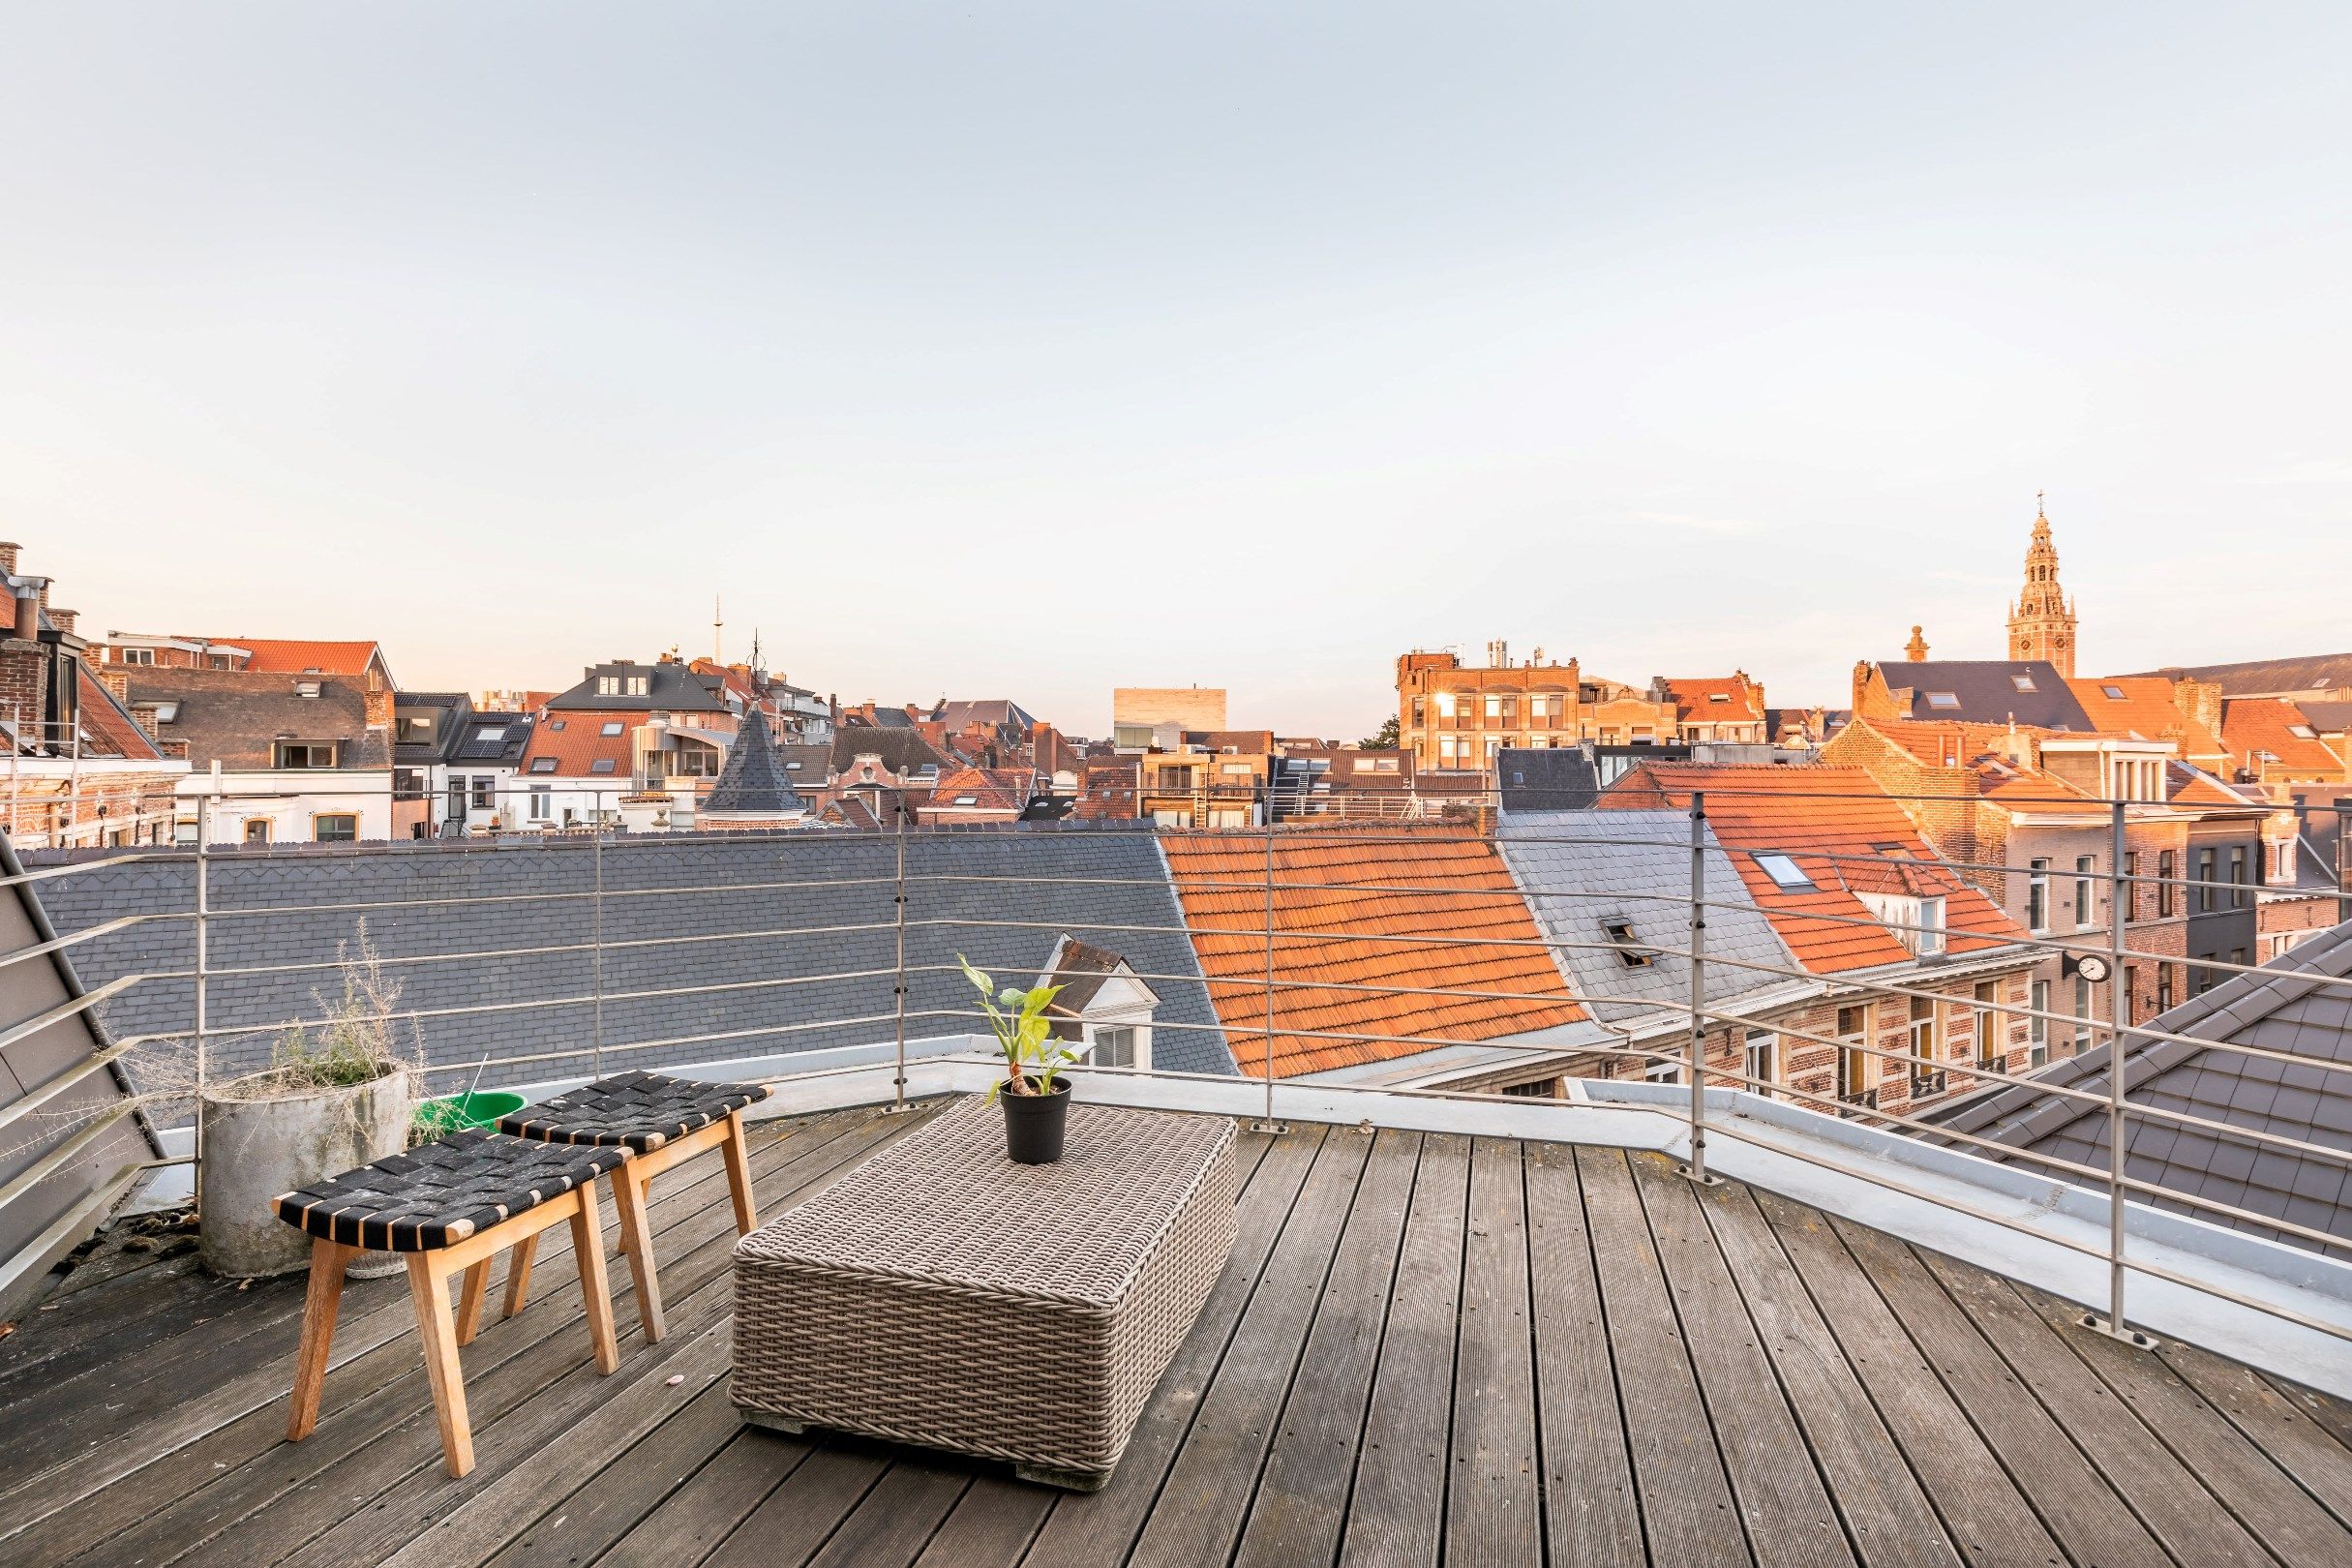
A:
[[2221, 698, 2344, 776], [222, 638, 388, 678], [930, 767, 1032, 812], [76, 666, 163, 761], [1161, 826, 1585, 1079], [1667, 678, 1764, 724], [1600, 764, 2026, 975], [2066, 677, 2226, 759], [517, 709, 637, 778]]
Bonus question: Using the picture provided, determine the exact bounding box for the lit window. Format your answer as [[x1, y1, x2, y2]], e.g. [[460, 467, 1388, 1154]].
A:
[[1925, 691, 1962, 709], [1754, 853, 1813, 890]]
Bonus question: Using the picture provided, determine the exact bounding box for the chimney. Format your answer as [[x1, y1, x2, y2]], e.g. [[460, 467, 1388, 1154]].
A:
[[0, 542, 17, 577], [100, 668, 130, 704], [364, 686, 395, 729], [1905, 625, 1929, 662], [9, 579, 44, 641], [2170, 675, 2222, 739], [48, 607, 75, 638]]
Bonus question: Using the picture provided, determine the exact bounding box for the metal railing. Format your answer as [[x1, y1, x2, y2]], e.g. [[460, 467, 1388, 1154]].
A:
[[0, 773, 2346, 1353]]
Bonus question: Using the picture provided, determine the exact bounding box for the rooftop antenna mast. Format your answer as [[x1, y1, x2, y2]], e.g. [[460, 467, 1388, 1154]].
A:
[[713, 595, 723, 665]]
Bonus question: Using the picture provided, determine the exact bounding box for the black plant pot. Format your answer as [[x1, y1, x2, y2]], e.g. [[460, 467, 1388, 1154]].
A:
[[1001, 1078, 1071, 1164]]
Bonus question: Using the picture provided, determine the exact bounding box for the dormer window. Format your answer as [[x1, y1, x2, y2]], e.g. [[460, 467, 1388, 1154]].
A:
[[1600, 920, 1653, 968], [294, 679, 322, 699], [626, 676, 649, 697], [274, 741, 336, 769], [1754, 853, 1814, 890], [1925, 691, 1962, 709], [597, 676, 620, 696]]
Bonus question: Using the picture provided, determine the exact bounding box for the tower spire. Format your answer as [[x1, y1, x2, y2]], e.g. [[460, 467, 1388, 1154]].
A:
[[2005, 495, 2078, 677]]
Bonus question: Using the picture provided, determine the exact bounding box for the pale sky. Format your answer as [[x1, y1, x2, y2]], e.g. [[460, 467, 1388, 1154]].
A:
[[5, 5, 2347, 738]]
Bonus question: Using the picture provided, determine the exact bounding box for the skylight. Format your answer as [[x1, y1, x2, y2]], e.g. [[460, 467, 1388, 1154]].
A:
[[2101, 684, 2126, 700], [2010, 674, 2036, 692], [1600, 919, 1653, 968], [1925, 692, 1962, 709], [589, 758, 617, 773], [600, 721, 625, 736], [473, 725, 506, 741], [1754, 853, 1814, 890], [529, 757, 556, 772], [2288, 724, 2317, 739], [952, 795, 978, 805]]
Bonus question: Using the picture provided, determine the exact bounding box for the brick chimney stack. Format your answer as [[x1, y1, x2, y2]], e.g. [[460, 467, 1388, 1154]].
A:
[[0, 542, 18, 577]]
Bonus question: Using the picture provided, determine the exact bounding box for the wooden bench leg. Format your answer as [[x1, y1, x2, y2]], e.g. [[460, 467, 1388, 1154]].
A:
[[286, 1237, 355, 1443], [406, 1253, 474, 1478], [455, 1257, 493, 1347], [608, 1163, 665, 1343], [501, 1232, 536, 1320], [722, 1109, 758, 1235], [573, 1180, 621, 1374]]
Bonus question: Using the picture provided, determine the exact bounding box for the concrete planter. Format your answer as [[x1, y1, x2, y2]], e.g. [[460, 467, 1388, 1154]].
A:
[[197, 1066, 412, 1280]]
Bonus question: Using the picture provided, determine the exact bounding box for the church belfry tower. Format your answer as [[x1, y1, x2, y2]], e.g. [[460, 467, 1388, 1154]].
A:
[[2005, 494, 2078, 677]]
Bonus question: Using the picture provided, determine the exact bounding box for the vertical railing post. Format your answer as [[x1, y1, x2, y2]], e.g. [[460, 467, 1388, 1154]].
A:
[[1250, 798, 1285, 1132], [1683, 790, 1716, 1185], [2090, 796, 2155, 1345], [191, 792, 210, 1210], [589, 793, 606, 1081], [889, 796, 909, 1112]]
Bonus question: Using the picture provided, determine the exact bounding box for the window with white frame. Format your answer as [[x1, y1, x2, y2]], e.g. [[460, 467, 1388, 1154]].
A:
[[1835, 1005, 1873, 1101], [1643, 1059, 1681, 1085], [2030, 979, 2049, 1066], [2027, 859, 2050, 932], [1743, 1034, 1775, 1099], [1091, 1025, 1137, 1069], [2074, 855, 2096, 929]]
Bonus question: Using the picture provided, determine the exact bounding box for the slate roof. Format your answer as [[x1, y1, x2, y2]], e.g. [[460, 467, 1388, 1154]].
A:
[[773, 743, 833, 795], [451, 711, 535, 766], [393, 692, 468, 767], [1498, 810, 1808, 1031], [830, 730, 948, 777], [546, 662, 729, 714], [1161, 825, 1591, 1079], [1880, 661, 2093, 730], [1497, 747, 1602, 812], [700, 708, 800, 817], [2128, 652, 2352, 698], [1601, 764, 2028, 974], [931, 699, 1038, 732], [1933, 921, 2352, 1259], [122, 667, 388, 771]]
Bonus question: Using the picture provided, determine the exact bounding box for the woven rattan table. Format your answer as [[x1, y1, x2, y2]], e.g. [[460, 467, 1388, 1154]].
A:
[[732, 1096, 1237, 1490]]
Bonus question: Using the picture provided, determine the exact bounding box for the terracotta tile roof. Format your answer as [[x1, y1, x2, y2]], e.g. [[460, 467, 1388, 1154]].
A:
[[2066, 677, 2226, 759], [1071, 759, 1139, 821], [517, 710, 638, 779], [1666, 678, 1764, 723], [76, 667, 163, 760], [2165, 761, 2262, 810], [929, 767, 1032, 813], [1160, 826, 1585, 1079], [1600, 764, 2025, 974], [1860, 719, 2097, 807], [221, 638, 386, 678], [2222, 698, 2345, 776]]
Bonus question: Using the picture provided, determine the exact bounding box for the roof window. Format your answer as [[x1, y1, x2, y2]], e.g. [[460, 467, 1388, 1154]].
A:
[[1600, 920, 1653, 968], [2101, 684, 2126, 700], [589, 758, 617, 774], [2010, 674, 2036, 692], [1754, 852, 1815, 890], [1925, 691, 1961, 709], [2288, 723, 2317, 739], [529, 757, 557, 773], [952, 795, 978, 805], [600, 721, 625, 737]]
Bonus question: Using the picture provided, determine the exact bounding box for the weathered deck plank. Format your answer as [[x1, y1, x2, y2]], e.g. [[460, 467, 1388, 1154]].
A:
[[8, 1106, 2351, 1568]]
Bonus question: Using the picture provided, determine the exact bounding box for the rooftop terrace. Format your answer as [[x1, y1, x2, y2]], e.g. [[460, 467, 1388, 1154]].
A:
[[9, 1100, 2352, 1568]]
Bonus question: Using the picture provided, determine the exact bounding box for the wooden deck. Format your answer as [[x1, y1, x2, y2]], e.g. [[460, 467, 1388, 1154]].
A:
[[7, 1101, 2352, 1567]]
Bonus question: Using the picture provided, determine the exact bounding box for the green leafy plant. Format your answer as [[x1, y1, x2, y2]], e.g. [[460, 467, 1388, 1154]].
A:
[[958, 953, 1075, 1099]]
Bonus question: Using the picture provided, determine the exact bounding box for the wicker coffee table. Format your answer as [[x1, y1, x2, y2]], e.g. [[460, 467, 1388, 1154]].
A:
[[732, 1096, 1237, 1490]]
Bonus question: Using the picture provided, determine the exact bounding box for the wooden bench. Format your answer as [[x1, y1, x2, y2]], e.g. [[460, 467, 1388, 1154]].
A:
[[498, 1070, 769, 1343], [274, 1129, 631, 1477]]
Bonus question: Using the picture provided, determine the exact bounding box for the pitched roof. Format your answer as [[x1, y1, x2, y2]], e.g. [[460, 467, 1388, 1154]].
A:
[[1497, 747, 1602, 812], [929, 767, 1033, 813], [2127, 651, 2352, 698], [1071, 758, 1139, 821], [1042, 935, 1156, 1015], [451, 711, 535, 765], [1498, 810, 1804, 1032], [2223, 698, 2346, 776], [2066, 677, 2227, 759], [1600, 764, 2027, 974], [220, 638, 390, 681], [1933, 923, 2352, 1259], [75, 667, 163, 761], [545, 661, 729, 714], [1879, 661, 2093, 730], [516, 709, 637, 779], [699, 708, 800, 817], [1667, 678, 1764, 723], [931, 698, 1038, 733], [1161, 826, 1587, 1079], [122, 667, 386, 771], [829, 729, 948, 777]]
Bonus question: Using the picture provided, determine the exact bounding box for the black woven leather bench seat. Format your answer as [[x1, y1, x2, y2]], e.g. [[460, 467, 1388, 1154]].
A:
[[497, 1070, 770, 1154], [274, 1129, 629, 1252]]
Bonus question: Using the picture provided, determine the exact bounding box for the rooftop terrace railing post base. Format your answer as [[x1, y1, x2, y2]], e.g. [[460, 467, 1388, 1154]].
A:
[[2079, 1312, 2162, 1351], [1677, 1162, 1724, 1188], [1245, 1119, 1290, 1135], [878, 1101, 919, 1116]]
